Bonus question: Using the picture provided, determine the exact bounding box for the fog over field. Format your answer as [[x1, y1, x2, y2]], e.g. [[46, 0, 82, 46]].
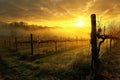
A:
[[0, 21, 90, 40]]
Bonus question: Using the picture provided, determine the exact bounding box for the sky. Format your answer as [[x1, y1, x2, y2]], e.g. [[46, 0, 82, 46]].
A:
[[0, 0, 120, 28]]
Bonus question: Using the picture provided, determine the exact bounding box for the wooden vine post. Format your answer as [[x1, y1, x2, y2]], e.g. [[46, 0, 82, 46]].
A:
[[90, 14, 120, 80], [30, 34, 34, 58], [15, 37, 18, 51], [90, 14, 99, 71], [90, 14, 117, 74]]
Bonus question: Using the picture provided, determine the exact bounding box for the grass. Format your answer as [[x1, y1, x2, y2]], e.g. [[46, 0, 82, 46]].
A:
[[0, 44, 92, 80], [92, 41, 120, 80]]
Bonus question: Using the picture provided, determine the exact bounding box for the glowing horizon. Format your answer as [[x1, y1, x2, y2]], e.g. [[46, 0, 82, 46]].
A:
[[27, 15, 91, 28]]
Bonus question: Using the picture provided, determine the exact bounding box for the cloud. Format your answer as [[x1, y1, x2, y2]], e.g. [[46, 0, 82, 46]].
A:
[[0, 0, 71, 21], [89, 0, 120, 15], [0, 0, 91, 21], [0, 0, 120, 24]]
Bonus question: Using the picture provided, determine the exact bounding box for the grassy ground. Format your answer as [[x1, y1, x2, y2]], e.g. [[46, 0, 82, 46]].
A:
[[0, 46, 92, 80], [98, 42, 120, 80], [1, 41, 119, 80]]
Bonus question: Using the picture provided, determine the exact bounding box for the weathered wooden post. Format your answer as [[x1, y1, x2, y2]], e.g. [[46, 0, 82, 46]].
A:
[[106, 40, 109, 53], [65, 40, 67, 50], [30, 34, 34, 57], [15, 37, 18, 51], [55, 41, 57, 52], [90, 14, 98, 71], [110, 39, 112, 52], [76, 36, 78, 47]]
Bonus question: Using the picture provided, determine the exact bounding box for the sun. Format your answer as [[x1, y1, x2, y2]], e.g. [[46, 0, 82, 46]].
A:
[[75, 21, 84, 27]]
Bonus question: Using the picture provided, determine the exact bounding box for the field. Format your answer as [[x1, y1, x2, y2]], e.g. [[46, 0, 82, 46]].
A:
[[91, 40, 120, 80], [0, 36, 115, 80], [0, 41, 91, 80], [0, 23, 117, 80], [0, 1, 120, 80]]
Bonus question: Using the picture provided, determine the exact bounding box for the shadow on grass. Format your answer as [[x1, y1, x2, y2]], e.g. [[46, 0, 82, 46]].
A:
[[0, 56, 28, 80]]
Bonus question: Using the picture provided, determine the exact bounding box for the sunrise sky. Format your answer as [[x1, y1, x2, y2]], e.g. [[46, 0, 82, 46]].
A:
[[0, 0, 120, 29]]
